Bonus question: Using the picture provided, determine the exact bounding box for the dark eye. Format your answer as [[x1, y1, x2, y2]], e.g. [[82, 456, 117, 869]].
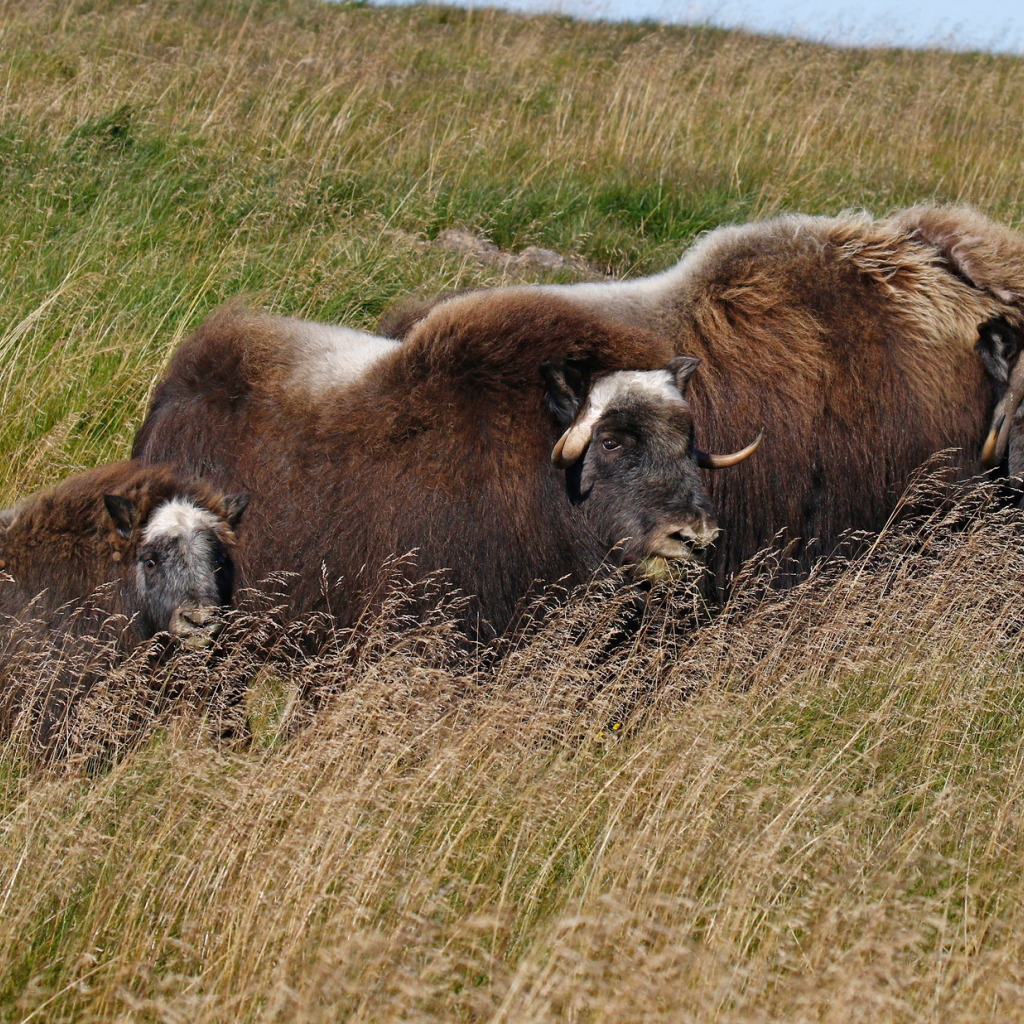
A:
[[601, 437, 621, 452], [143, 556, 158, 571]]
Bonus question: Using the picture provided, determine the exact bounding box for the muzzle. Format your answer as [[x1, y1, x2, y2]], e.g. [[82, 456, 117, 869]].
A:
[[637, 515, 720, 579], [168, 605, 223, 648]]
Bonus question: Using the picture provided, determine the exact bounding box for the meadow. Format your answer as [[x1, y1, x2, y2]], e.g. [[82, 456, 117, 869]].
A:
[[2, 0, 1024, 1019]]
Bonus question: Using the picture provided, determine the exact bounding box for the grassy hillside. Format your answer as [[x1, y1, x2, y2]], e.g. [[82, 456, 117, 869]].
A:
[[3, 0, 1024, 496], [3, 0, 1024, 1019]]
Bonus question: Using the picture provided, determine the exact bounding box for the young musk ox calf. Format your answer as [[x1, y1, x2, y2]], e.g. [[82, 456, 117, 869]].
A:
[[378, 204, 1024, 590], [132, 296, 759, 639], [0, 461, 248, 646]]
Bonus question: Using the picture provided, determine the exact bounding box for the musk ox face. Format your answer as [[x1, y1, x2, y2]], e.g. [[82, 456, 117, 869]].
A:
[[544, 356, 758, 568], [978, 317, 1024, 475], [104, 492, 248, 645]]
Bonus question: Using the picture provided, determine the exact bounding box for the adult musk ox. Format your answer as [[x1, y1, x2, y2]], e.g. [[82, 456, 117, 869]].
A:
[[378, 205, 1024, 589], [0, 461, 248, 645], [132, 296, 758, 639]]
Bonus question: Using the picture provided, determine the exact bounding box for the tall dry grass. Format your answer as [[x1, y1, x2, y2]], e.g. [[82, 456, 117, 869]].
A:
[[3, 0, 1024, 1019], [3, 483, 1024, 1020]]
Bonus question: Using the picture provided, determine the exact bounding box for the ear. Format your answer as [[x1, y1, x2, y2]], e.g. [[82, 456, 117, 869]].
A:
[[541, 360, 589, 427], [224, 493, 249, 530], [103, 494, 137, 539], [976, 318, 1023, 385], [666, 355, 701, 395]]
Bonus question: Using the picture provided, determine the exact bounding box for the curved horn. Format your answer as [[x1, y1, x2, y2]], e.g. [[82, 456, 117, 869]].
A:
[[696, 431, 763, 470], [982, 355, 1024, 467], [551, 423, 593, 469], [981, 414, 1005, 467]]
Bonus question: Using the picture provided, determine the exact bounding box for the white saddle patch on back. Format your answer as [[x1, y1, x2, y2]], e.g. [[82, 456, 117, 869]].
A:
[[285, 318, 401, 395]]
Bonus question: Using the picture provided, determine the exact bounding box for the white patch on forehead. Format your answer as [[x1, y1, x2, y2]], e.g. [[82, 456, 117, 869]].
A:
[[136, 498, 224, 618], [143, 498, 221, 546], [285, 317, 401, 394], [578, 368, 685, 424], [551, 368, 687, 467]]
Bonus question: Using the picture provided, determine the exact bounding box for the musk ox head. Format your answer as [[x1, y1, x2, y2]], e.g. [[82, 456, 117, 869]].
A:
[[103, 490, 249, 645], [542, 355, 760, 570], [544, 358, 761, 569], [978, 317, 1024, 474]]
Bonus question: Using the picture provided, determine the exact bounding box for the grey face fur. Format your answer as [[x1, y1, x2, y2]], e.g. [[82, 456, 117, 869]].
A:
[[543, 357, 720, 566], [105, 494, 248, 643]]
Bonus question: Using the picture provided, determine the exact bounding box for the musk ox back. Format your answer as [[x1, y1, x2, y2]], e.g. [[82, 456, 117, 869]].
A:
[[133, 294, 757, 639], [379, 205, 1024, 589], [195, 301, 402, 396], [0, 461, 248, 645]]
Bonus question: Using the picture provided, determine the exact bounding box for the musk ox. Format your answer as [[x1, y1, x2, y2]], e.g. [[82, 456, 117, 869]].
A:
[[378, 205, 1024, 588], [0, 461, 248, 645], [132, 294, 758, 638]]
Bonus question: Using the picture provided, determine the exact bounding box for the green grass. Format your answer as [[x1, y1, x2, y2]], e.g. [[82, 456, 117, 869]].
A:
[[2, 0, 1024, 491]]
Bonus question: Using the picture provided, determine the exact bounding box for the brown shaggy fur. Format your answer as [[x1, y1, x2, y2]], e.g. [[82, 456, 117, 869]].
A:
[[379, 205, 1024, 588], [133, 294, 677, 638], [0, 461, 242, 638]]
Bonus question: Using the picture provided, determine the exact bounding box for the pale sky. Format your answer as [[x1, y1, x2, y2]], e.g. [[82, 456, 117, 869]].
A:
[[370, 0, 1024, 53]]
